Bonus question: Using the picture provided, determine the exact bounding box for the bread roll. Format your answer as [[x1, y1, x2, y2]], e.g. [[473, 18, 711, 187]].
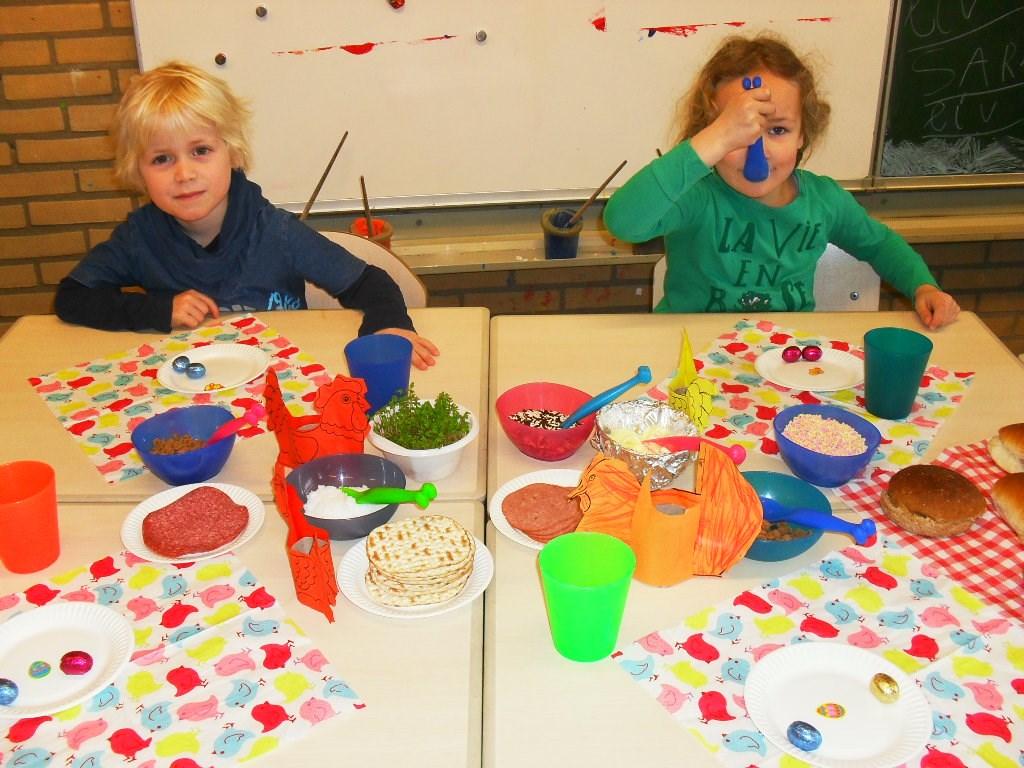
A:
[[880, 465, 985, 538], [991, 473, 1024, 543], [989, 423, 1024, 473]]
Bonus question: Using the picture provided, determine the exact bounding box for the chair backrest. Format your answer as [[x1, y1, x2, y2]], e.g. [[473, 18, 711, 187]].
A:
[[650, 244, 880, 312], [305, 230, 428, 310]]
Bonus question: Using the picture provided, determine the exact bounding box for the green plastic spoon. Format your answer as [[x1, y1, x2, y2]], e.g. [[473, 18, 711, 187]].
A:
[[340, 483, 438, 509]]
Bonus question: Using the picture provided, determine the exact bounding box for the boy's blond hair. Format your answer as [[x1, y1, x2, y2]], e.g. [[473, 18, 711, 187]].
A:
[[673, 33, 831, 164], [112, 61, 253, 191]]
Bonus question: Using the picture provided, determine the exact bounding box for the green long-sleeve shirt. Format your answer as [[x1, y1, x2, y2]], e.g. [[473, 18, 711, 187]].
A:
[[604, 141, 937, 313]]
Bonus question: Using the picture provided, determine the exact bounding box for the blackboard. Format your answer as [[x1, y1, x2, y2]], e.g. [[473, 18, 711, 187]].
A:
[[880, 0, 1024, 178], [132, 1, 894, 211]]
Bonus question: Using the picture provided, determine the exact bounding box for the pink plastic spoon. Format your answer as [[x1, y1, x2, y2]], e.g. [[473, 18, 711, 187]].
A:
[[641, 436, 746, 465], [205, 403, 267, 447]]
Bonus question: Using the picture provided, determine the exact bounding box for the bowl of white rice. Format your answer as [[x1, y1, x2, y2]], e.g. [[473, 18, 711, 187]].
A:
[[285, 453, 405, 539], [773, 404, 881, 487]]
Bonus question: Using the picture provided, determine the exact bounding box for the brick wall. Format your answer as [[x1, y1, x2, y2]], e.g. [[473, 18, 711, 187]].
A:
[[2, 2, 1023, 356]]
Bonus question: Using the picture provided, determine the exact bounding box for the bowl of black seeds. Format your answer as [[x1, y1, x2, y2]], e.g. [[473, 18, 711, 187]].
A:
[[495, 381, 596, 461]]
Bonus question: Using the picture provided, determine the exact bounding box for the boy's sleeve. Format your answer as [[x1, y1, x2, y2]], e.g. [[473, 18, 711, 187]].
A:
[[55, 277, 174, 332], [603, 140, 712, 242], [826, 183, 939, 300], [335, 265, 415, 336]]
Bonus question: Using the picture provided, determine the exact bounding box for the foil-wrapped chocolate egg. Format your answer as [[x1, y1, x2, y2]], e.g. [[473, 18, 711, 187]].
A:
[[28, 660, 51, 679], [0, 678, 18, 705], [781, 345, 802, 363], [786, 720, 822, 752], [60, 650, 94, 676], [801, 345, 823, 362], [172, 355, 190, 373], [185, 362, 207, 379], [870, 672, 900, 703]]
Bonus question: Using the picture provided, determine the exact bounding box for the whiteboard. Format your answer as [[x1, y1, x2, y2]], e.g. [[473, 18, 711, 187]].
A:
[[132, 1, 894, 211]]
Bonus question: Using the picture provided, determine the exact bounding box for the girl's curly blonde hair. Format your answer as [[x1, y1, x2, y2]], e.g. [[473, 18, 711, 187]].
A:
[[112, 61, 253, 191], [673, 33, 831, 164]]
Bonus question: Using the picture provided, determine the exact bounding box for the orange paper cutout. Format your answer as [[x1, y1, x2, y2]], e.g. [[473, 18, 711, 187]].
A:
[[263, 367, 371, 622], [631, 475, 702, 586], [569, 446, 761, 583]]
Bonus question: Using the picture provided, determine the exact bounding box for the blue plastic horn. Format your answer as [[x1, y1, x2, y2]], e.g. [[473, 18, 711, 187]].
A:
[[742, 76, 770, 182]]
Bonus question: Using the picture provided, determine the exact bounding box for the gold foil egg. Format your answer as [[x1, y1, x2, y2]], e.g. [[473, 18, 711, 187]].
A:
[[870, 672, 900, 703]]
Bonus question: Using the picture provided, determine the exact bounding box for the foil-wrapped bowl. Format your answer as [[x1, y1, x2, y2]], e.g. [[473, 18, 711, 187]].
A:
[[591, 399, 698, 489]]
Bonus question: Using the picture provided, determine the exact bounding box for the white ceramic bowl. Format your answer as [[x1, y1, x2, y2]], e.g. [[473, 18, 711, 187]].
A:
[[368, 406, 478, 482]]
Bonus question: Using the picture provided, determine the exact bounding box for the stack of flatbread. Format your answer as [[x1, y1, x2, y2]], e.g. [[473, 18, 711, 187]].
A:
[[364, 514, 476, 607]]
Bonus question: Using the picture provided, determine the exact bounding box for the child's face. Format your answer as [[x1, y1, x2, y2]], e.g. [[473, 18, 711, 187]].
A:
[[713, 71, 804, 207], [137, 122, 235, 243]]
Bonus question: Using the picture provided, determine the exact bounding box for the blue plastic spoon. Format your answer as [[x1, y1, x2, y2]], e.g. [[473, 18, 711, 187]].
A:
[[760, 496, 877, 545], [560, 366, 653, 429], [742, 75, 770, 182]]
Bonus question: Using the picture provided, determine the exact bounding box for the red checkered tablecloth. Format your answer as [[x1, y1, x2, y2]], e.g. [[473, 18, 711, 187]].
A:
[[836, 440, 1024, 621]]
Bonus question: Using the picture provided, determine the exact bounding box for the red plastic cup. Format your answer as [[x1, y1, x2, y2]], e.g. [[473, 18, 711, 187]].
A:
[[0, 461, 60, 574], [350, 217, 393, 249]]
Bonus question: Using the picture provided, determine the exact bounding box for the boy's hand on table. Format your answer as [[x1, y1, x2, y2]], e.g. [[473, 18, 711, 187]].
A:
[[377, 328, 439, 370], [172, 290, 220, 329], [915, 285, 960, 330]]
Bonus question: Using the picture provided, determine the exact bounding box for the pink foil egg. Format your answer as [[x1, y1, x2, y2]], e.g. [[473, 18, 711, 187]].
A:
[[801, 345, 823, 362], [781, 345, 802, 363], [60, 650, 94, 676]]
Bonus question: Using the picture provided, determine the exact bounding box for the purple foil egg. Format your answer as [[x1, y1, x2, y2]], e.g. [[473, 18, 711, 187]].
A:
[[801, 345, 823, 362], [781, 345, 802, 363], [60, 650, 94, 676]]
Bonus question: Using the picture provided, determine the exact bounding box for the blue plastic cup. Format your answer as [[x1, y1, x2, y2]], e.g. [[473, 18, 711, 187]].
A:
[[344, 334, 414, 415], [541, 208, 583, 260]]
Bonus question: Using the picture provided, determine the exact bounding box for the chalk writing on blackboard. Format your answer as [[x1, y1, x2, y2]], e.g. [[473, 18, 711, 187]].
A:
[[881, 0, 1024, 177]]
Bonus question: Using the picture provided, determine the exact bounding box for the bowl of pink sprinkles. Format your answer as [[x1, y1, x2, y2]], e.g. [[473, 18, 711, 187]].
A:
[[772, 404, 881, 487]]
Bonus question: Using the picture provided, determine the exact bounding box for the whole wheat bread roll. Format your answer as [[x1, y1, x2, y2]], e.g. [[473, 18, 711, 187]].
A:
[[991, 473, 1024, 543], [880, 465, 985, 538], [989, 423, 1024, 473]]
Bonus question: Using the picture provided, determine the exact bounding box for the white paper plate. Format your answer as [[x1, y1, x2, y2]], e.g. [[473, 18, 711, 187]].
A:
[[745, 643, 930, 768], [755, 348, 863, 391], [488, 469, 582, 550], [121, 482, 265, 563], [156, 343, 270, 394], [0, 603, 133, 718], [338, 534, 493, 619]]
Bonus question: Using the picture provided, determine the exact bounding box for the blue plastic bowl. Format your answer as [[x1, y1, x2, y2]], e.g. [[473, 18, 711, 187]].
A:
[[773, 404, 881, 487], [743, 471, 828, 561], [286, 453, 405, 540], [131, 405, 235, 486]]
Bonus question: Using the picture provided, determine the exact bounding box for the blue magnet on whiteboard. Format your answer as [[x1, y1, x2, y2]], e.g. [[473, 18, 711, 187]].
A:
[[742, 75, 770, 183]]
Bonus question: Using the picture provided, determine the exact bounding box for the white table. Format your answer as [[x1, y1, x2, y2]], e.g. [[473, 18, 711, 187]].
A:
[[0, 308, 489, 503], [483, 311, 1024, 768], [0, 498, 485, 768]]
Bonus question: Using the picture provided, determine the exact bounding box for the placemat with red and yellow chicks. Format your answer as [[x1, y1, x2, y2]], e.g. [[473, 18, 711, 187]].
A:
[[0, 552, 362, 766], [616, 535, 1022, 768], [648, 318, 974, 484], [27, 315, 333, 484]]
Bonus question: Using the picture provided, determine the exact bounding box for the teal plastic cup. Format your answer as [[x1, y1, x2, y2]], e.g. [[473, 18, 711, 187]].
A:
[[863, 327, 933, 420], [538, 532, 636, 662]]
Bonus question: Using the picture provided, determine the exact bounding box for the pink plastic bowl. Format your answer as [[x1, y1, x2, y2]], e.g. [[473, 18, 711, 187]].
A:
[[495, 381, 596, 461]]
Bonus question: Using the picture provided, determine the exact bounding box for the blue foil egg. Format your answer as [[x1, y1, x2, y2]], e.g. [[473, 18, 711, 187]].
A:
[[786, 720, 822, 752], [0, 678, 18, 705], [172, 355, 190, 372], [185, 362, 206, 379]]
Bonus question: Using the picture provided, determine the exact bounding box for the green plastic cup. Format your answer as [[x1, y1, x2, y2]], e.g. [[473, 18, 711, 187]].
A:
[[863, 327, 933, 420], [538, 532, 636, 662]]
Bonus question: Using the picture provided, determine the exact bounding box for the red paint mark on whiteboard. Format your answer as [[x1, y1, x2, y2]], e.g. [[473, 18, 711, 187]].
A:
[[642, 24, 714, 37], [591, 14, 607, 32], [419, 34, 456, 43], [797, 17, 833, 22], [341, 42, 377, 55]]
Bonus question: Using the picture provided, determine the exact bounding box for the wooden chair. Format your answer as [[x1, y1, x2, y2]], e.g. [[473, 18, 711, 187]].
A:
[[304, 230, 428, 310], [650, 244, 880, 312]]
